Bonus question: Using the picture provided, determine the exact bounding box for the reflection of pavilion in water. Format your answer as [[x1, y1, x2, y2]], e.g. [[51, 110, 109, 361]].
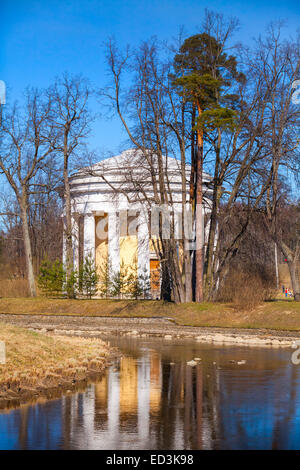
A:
[[59, 350, 214, 450], [61, 351, 164, 449], [3, 346, 300, 449]]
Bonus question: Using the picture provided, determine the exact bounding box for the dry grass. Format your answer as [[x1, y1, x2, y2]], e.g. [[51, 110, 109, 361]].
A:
[[0, 322, 111, 407], [172, 300, 300, 330], [0, 297, 300, 331], [218, 270, 276, 310], [0, 279, 29, 298], [0, 297, 180, 316]]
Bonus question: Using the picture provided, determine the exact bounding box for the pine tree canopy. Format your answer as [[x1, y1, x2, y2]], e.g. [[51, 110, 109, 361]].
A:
[[174, 73, 222, 108], [173, 32, 243, 131], [174, 33, 243, 84]]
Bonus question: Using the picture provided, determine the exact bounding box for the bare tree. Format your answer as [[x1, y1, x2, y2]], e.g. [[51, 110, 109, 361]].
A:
[[194, 19, 300, 301], [100, 29, 271, 303], [255, 24, 300, 300], [170, 11, 277, 301], [273, 203, 300, 300], [0, 90, 55, 296], [100, 38, 199, 303], [100, 17, 299, 304], [47, 73, 92, 297], [173, 10, 241, 302]]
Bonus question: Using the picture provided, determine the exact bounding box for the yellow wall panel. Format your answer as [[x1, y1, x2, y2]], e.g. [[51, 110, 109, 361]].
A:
[[120, 235, 138, 272]]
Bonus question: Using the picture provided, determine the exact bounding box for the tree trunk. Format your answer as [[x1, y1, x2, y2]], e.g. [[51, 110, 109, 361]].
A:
[[184, 249, 193, 302], [287, 260, 300, 302], [195, 102, 204, 303], [276, 240, 300, 302], [64, 166, 73, 277], [204, 130, 221, 300], [63, 128, 75, 298], [170, 243, 185, 303], [160, 259, 171, 302], [274, 242, 279, 290], [204, 185, 221, 300], [190, 104, 196, 202], [20, 193, 37, 297]]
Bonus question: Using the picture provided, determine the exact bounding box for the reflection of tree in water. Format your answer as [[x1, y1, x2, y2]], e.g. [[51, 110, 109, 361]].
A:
[[18, 407, 28, 449], [217, 356, 300, 449], [5, 343, 300, 450], [267, 363, 299, 450], [8, 400, 65, 449], [154, 360, 220, 449], [11, 351, 220, 449]]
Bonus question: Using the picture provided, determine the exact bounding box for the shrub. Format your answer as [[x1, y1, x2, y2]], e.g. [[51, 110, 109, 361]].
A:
[[97, 256, 112, 298], [38, 258, 66, 297], [65, 269, 78, 299], [218, 268, 276, 309], [79, 251, 99, 299], [110, 260, 129, 299], [127, 270, 143, 299], [129, 267, 151, 299]]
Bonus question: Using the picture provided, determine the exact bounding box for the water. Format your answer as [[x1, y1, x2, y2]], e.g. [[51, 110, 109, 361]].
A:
[[0, 336, 300, 450]]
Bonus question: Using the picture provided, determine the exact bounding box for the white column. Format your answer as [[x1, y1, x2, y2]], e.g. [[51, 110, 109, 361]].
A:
[[108, 211, 120, 274], [72, 214, 80, 270], [83, 213, 95, 260], [138, 210, 150, 280]]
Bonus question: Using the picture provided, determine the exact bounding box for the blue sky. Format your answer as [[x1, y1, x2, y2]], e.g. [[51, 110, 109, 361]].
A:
[[1, 0, 299, 157]]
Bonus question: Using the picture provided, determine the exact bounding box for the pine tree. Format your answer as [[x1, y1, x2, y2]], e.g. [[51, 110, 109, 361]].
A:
[[124, 266, 152, 300], [138, 267, 151, 299], [98, 256, 112, 298], [81, 251, 99, 299], [51, 259, 66, 296], [38, 257, 53, 296], [38, 258, 65, 297], [65, 269, 78, 299], [111, 260, 129, 299], [127, 270, 142, 299], [174, 33, 242, 302]]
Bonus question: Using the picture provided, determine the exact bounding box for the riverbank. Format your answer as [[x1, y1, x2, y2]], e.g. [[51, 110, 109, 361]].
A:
[[0, 313, 299, 348], [0, 297, 300, 330], [0, 322, 113, 409]]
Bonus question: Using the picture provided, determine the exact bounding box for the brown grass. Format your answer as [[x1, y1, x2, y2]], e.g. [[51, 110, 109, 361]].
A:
[[0, 297, 300, 331], [0, 322, 112, 408], [218, 270, 276, 310], [0, 279, 29, 298], [0, 297, 181, 316], [171, 300, 300, 330]]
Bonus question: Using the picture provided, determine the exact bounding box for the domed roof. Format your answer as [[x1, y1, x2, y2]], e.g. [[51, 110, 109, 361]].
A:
[[70, 148, 212, 198]]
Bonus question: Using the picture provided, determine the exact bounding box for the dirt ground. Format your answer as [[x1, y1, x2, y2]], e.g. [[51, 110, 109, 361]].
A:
[[0, 297, 300, 330], [1, 313, 299, 345]]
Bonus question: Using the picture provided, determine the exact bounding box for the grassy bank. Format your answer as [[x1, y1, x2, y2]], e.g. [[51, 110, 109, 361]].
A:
[[0, 297, 300, 331], [0, 322, 112, 408]]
